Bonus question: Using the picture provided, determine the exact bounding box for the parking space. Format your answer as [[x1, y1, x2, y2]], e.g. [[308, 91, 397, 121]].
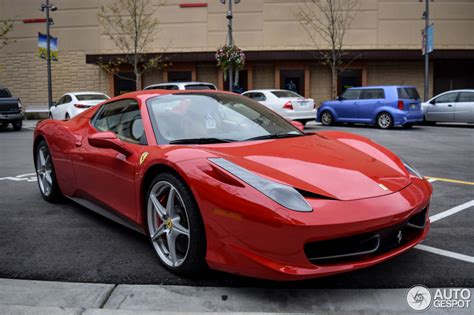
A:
[[0, 122, 472, 288]]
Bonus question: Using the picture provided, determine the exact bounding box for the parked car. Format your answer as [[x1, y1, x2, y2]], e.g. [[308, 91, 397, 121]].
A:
[[317, 86, 424, 129], [34, 89, 431, 280], [50, 92, 110, 120], [144, 82, 217, 91], [422, 90, 474, 123], [0, 85, 23, 131], [242, 89, 316, 125]]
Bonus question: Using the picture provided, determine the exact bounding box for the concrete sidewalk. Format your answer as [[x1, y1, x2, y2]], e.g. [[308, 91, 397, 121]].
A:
[[1, 278, 472, 314]]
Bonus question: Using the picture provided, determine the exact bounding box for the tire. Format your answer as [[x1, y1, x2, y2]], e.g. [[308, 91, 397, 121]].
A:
[[49, 112, 53, 119], [12, 119, 22, 131], [146, 172, 206, 276], [320, 111, 334, 126], [65, 113, 70, 120], [34, 140, 62, 202], [296, 119, 313, 127], [376, 112, 393, 129], [402, 123, 414, 129]]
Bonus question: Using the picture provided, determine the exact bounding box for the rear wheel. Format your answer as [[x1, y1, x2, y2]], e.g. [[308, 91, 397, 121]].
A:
[[35, 140, 62, 202], [65, 113, 70, 120], [376, 112, 393, 129], [146, 172, 206, 276], [296, 119, 312, 127], [320, 111, 334, 126]]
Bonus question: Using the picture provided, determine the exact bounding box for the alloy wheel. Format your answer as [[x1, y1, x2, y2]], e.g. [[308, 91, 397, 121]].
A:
[[378, 113, 392, 129], [36, 146, 53, 197], [321, 111, 333, 126], [147, 181, 191, 268]]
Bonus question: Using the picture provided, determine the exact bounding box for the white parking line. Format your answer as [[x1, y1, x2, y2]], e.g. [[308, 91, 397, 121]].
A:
[[430, 200, 474, 223], [0, 173, 37, 182], [415, 244, 474, 263]]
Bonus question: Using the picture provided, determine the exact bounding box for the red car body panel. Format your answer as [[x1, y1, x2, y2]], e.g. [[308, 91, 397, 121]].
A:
[[34, 90, 432, 281]]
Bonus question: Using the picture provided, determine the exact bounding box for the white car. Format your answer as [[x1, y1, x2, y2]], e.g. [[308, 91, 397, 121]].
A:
[[422, 89, 474, 123], [50, 92, 110, 120], [242, 89, 316, 125], [144, 82, 217, 91]]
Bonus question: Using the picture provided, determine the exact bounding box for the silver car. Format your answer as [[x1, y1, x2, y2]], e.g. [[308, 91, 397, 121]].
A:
[[422, 90, 474, 123]]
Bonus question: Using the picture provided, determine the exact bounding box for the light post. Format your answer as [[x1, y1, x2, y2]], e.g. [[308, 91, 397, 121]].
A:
[[421, 0, 433, 101], [220, 0, 240, 92], [40, 0, 57, 109]]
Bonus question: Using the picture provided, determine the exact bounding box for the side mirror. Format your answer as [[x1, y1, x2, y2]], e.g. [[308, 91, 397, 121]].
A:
[[88, 132, 134, 157], [337, 96, 343, 101], [290, 120, 305, 131], [52, 101, 58, 106]]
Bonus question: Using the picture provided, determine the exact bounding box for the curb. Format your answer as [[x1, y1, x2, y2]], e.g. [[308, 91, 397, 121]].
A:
[[1, 278, 472, 314]]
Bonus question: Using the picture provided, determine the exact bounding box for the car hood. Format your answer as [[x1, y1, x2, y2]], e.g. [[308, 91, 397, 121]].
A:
[[200, 132, 411, 201]]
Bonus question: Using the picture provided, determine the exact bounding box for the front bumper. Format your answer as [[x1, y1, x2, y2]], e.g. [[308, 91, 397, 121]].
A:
[[182, 160, 432, 280]]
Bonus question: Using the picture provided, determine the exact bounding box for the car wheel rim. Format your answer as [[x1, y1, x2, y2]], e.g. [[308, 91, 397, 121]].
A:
[[379, 114, 391, 128], [36, 146, 53, 196], [147, 181, 190, 268], [322, 112, 332, 125]]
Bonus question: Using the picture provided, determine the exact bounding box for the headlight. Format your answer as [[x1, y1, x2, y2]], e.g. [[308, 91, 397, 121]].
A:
[[209, 158, 312, 212], [403, 160, 423, 179]]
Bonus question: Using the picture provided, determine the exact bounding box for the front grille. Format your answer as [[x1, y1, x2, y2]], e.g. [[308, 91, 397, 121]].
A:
[[304, 207, 427, 265]]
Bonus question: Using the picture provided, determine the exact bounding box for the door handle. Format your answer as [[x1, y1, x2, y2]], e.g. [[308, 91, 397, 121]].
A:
[[448, 104, 453, 107]]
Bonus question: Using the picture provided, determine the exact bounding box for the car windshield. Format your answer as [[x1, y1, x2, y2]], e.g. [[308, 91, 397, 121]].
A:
[[184, 84, 216, 90], [76, 94, 109, 101], [271, 90, 303, 98], [147, 93, 304, 144], [397, 88, 420, 100]]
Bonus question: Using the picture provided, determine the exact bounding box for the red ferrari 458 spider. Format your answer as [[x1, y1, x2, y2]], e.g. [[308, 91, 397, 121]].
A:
[[33, 90, 432, 280]]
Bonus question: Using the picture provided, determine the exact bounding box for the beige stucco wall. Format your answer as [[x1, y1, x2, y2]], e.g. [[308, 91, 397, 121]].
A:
[[0, 0, 472, 54]]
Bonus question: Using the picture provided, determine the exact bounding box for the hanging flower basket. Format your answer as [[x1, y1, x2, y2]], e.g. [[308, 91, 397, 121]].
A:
[[215, 45, 246, 79]]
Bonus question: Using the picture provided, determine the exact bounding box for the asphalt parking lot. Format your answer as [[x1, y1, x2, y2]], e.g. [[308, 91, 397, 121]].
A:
[[0, 121, 472, 288]]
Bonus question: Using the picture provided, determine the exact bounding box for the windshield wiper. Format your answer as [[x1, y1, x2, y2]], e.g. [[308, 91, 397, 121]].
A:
[[169, 137, 235, 145], [244, 132, 305, 141]]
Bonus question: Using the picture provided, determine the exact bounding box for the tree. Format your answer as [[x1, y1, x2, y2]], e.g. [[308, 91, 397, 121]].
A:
[[297, 0, 360, 98], [98, 0, 165, 91], [0, 19, 14, 50]]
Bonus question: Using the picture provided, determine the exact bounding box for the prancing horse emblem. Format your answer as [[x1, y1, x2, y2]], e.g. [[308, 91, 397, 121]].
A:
[[139, 152, 149, 165], [397, 230, 403, 244]]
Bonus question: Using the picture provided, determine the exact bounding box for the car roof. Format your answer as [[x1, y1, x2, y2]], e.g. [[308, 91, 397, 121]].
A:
[[243, 89, 293, 93], [347, 85, 417, 90], [145, 82, 215, 87], [436, 89, 474, 93], [68, 91, 108, 95], [111, 89, 235, 102]]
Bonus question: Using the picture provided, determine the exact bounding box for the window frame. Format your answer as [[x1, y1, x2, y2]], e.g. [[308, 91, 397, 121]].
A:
[[458, 92, 474, 103], [434, 92, 458, 104], [341, 89, 362, 101], [91, 98, 148, 145], [361, 89, 385, 100]]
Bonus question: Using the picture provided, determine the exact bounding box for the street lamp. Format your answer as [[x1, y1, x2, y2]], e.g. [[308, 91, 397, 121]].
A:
[[40, 0, 57, 109], [220, 0, 240, 91], [420, 0, 434, 102]]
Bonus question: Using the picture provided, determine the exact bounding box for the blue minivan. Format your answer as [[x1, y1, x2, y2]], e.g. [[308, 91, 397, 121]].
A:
[[316, 86, 424, 129]]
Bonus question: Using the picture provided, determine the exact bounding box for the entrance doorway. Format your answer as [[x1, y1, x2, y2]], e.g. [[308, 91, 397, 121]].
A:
[[338, 69, 362, 95], [280, 69, 304, 96], [114, 72, 136, 96], [168, 71, 193, 82], [224, 70, 248, 93]]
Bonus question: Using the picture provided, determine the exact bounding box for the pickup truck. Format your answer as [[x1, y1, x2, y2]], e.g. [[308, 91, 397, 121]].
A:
[[0, 85, 23, 131]]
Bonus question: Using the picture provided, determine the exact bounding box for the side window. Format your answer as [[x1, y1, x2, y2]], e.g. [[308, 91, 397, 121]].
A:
[[254, 93, 267, 102], [458, 92, 474, 103], [169, 85, 179, 90], [93, 99, 147, 145], [64, 95, 72, 103], [435, 93, 458, 103], [243, 93, 253, 99], [361, 89, 385, 100], [341, 89, 361, 100], [57, 96, 66, 105]]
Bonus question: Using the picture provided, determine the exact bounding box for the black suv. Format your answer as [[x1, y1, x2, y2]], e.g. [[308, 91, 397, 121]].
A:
[[0, 85, 23, 131]]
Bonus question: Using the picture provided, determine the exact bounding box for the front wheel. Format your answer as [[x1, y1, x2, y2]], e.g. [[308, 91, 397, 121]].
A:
[[146, 173, 206, 276], [35, 140, 62, 202], [320, 111, 334, 126], [376, 112, 393, 129], [13, 119, 22, 131]]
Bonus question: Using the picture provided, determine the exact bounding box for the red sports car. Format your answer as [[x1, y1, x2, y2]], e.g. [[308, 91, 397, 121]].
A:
[[34, 90, 432, 280]]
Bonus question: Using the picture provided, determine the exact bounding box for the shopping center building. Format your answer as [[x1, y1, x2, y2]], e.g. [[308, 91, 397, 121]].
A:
[[0, 0, 473, 108]]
